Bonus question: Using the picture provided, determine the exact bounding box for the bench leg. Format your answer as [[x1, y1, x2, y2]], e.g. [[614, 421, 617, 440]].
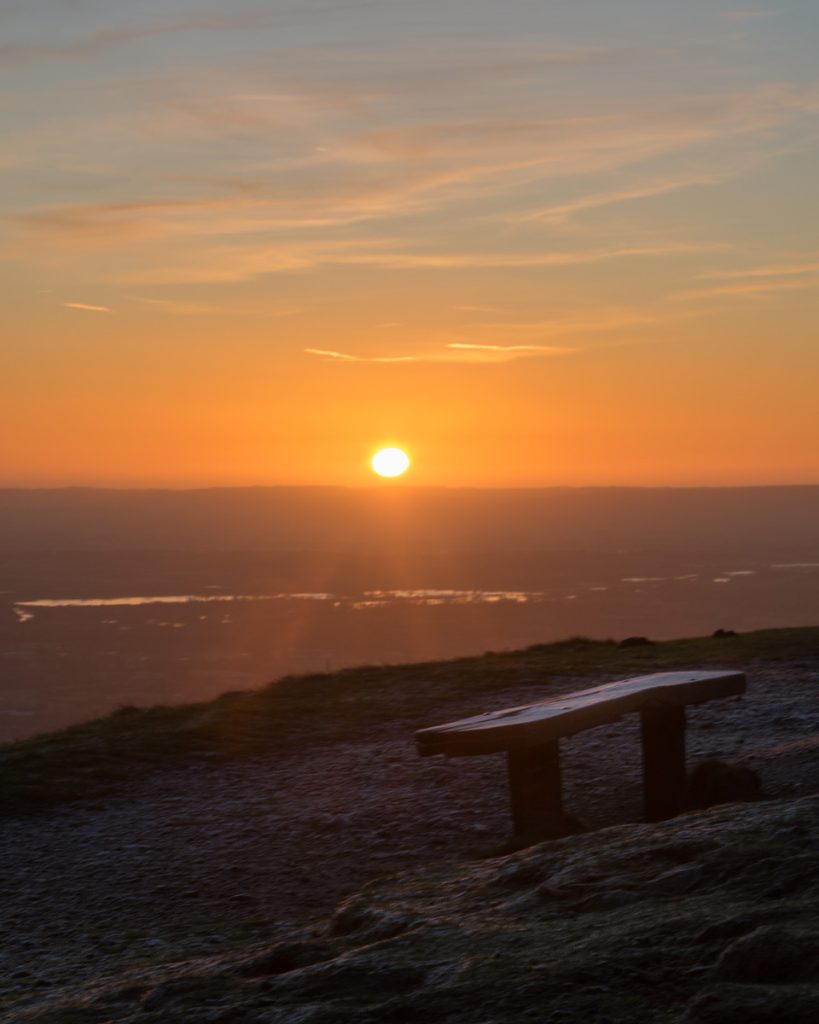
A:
[[506, 742, 563, 838], [640, 705, 686, 822]]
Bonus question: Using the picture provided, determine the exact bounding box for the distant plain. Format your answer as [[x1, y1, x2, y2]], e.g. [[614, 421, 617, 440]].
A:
[[2, 486, 818, 740]]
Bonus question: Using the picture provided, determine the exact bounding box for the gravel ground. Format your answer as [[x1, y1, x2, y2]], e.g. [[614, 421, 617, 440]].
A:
[[1, 663, 817, 1014]]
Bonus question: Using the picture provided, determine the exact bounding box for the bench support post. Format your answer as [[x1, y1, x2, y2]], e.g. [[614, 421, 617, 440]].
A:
[[640, 705, 686, 821], [506, 741, 562, 838]]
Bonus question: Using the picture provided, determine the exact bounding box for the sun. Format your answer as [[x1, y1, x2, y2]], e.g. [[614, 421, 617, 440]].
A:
[[371, 447, 411, 478]]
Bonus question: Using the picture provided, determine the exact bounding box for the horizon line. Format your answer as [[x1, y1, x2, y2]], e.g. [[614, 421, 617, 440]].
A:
[[2, 482, 819, 494]]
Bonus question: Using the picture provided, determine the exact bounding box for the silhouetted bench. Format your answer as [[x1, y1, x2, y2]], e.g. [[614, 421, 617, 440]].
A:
[[416, 670, 746, 837]]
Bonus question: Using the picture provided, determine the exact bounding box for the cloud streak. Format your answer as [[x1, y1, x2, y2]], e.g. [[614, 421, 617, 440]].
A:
[[679, 258, 819, 299], [701, 260, 819, 280], [10, 81, 817, 235], [0, 3, 386, 67], [318, 243, 730, 271], [446, 342, 574, 354], [465, 309, 667, 338], [305, 341, 576, 364], [63, 302, 111, 313], [514, 171, 733, 224], [303, 304, 688, 370], [719, 9, 779, 24], [681, 277, 819, 299], [304, 348, 418, 363]]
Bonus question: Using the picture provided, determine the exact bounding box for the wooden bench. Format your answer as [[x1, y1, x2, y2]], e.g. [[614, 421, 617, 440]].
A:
[[416, 670, 746, 837]]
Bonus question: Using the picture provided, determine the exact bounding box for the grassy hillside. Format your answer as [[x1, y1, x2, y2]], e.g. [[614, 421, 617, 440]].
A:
[[2, 626, 818, 818]]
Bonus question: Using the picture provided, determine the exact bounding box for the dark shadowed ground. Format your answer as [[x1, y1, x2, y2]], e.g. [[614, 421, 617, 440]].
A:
[[1, 636, 817, 1021]]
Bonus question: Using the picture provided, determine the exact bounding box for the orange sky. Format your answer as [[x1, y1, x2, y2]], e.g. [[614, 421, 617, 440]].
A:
[[3, 2, 819, 487]]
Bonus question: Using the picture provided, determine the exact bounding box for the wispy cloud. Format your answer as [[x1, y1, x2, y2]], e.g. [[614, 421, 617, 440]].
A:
[[63, 302, 110, 313], [680, 276, 819, 299], [312, 307, 684, 368], [468, 309, 666, 338], [355, 84, 819, 172], [701, 260, 819, 280], [514, 171, 732, 224], [455, 305, 503, 313], [719, 9, 779, 24], [304, 348, 418, 363], [130, 296, 302, 317], [446, 342, 574, 355], [10, 82, 817, 245], [25, 232, 726, 285], [680, 258, 819, 299], [12, 193, 372, 241], [297, 242, 730, 273], [0, 3, 385, 67], [11, 182, 731, 270], [5, 17, 818, 296], [305, 342, 576, 365], [130, 296, 233, 316]]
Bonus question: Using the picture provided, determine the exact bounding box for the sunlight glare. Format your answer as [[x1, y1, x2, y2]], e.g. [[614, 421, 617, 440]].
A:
[[371, 447, 411, 478]]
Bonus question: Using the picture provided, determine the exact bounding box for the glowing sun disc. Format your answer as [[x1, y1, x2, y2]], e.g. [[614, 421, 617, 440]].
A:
[[371, 447, 410, 478]]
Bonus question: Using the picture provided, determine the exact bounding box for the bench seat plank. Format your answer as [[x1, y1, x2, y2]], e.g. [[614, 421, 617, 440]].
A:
[[416, 670, 745, 758]]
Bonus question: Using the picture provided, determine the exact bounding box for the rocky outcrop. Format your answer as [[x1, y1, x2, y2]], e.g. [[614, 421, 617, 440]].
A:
[[7, 795, 818, 1023]]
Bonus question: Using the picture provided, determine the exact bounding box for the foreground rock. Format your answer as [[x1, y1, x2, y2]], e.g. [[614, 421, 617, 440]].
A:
[[9, 794, 818, 1024]]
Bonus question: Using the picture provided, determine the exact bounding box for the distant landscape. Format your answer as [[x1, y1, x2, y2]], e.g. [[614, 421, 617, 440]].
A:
[[2, 486, 818, 741], [6, 4, 819, 1020]]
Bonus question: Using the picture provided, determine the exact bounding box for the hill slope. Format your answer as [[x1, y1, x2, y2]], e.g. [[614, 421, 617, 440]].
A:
[[8, 795, 819, 1023], [1, 627, 817, 1022], [2, 627, 818, 817]]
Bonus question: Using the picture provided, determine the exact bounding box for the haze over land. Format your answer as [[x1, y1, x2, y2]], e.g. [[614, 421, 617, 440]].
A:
[[2, 486, 818, 740], [4, 485, 819, 551]]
